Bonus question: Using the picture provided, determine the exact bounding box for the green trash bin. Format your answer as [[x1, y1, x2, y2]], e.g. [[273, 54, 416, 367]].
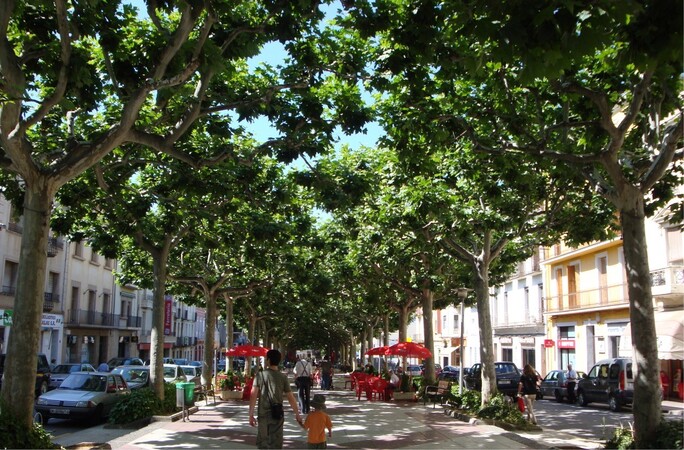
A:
[[176, 382, 195, 407]]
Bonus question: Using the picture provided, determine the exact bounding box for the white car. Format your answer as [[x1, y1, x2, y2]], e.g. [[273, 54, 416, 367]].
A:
[[163, 364, 186, 383], [406, 365, 422, 376], [181, 365, 202, 385]]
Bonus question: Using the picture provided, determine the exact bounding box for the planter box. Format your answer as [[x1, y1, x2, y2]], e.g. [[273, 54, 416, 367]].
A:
[[220, 390, 243, 401], [392, 392, 417, 401]]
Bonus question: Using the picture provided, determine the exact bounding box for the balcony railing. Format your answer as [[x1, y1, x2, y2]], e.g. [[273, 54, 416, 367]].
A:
[[545, 282, 628, 313], [1, 285, 16, 296], [650, 265, 684, 297], [66, 309, 141, 328]]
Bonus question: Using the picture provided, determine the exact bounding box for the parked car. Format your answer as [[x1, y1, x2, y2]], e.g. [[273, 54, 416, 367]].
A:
[[0, 353, 51, 397], [49, 363, 96, 390], [111, 365, 151, 390], [421, 363, 442, 377], [540, 369, 586, 403], [163, 364, 186, 383], [437, 367, 466, 387], [181, 365, 202, 385], [106, 357, 144, 371], [406, 364, 422, 376], [465, 362, 521, 397], [188, 361, 203, 367], [35, 372, 131, 423], [174, 358, 189, 366], [577, 357, 634, 412]]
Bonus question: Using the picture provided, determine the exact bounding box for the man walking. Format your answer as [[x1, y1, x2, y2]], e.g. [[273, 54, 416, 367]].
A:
[[295, 356, 313, 413], [320, 359, 332, 390], [566, 363, 578, 404], [249, 349, 301, 449]]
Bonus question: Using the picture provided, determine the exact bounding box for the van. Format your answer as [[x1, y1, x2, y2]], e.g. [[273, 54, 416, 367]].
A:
[[0, 353, 51, 397], [577, 357, 634, 411]]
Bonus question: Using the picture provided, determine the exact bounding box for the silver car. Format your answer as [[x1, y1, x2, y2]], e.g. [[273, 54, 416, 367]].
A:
[[111, 365, 151, 390], [35, 372, 130, 423], [49, 363, 96, 390], [163, 364, 186, 383]]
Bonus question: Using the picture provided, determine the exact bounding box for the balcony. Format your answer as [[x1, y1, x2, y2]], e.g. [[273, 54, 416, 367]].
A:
[[545, 282, 629, 314], [650, 265, 684, 300], [67, 309, 118, 327]]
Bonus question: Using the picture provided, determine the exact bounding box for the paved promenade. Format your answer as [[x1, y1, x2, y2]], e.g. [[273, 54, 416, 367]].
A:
[[52, 385, 608, 450]]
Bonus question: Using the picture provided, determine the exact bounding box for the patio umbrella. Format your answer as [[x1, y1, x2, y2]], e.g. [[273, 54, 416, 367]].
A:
[[365, 346, 390, 356], [226, 344, 269, 357], [384, 342, 432, 359]]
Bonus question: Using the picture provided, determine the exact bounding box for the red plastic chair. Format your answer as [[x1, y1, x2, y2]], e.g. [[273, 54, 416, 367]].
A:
[[354, 373, 369, 400], [370, 378, 388, 401]]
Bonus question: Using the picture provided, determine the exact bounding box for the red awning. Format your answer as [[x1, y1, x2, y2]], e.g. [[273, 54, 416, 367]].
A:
[[138, 342, 173, 350]]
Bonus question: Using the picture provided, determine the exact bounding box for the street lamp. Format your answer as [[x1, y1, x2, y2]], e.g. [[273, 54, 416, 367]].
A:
[[456, 288, 471, 390]]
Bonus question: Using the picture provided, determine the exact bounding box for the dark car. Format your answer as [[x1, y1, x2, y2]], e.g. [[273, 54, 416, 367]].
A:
[[437, 366, 466, 387], [49, 363, 96, 390], [577, 358, 634, 412], [35, 372, 131, 423], [540, 369, 586, 402], [465, 362, 521, 397], [111, 365, 150, 390], [0, 353, 51, 397], [106, 357, 144, 371]]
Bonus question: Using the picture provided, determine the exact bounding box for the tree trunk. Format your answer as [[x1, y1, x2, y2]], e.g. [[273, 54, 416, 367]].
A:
[[473, 256, 496, 405], [202, 293, 217, 387], [151, 246, 170, 400], [421, 287, 436, 384], [1, 187, 52, 427], [620, 196, 661, 447], [225, 296, 234, 373]]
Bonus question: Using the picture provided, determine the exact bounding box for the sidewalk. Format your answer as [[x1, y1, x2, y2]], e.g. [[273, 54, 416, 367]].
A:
[[52, 387, 615, 450]]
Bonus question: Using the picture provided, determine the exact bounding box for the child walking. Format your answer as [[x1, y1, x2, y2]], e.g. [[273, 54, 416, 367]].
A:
[[301, 394, 333, 449]]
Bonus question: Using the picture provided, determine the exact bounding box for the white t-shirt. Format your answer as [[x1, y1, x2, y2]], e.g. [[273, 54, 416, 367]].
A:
[[567, 369, 578, 381], [294, 360, 312, 378]]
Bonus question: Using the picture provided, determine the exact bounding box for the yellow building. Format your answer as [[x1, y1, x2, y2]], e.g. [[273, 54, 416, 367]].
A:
[[542, 218, 683, 399]]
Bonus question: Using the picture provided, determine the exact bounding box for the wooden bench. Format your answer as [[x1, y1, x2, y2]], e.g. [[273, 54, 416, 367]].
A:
[[424, 380, 451, 409], [194, 383, 216, 406]]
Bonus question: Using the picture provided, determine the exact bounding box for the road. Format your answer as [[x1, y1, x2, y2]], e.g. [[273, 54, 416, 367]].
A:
[[533, 397, 638, 444]]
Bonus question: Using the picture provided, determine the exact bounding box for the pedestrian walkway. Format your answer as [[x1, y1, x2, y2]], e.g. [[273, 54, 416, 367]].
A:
[[52, 386, 610, 450]]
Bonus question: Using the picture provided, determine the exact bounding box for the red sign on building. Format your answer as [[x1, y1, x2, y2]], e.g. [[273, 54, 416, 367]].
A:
[[544, 339, 555, 348], [558, 339, 575, 349], [164, 295, 173, 336]]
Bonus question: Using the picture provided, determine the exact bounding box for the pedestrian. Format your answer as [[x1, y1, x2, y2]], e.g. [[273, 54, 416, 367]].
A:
[[300, 394, 333, 449], [294, 355, 313, 414], [517, 364, 540, 425], [49, 358, 57, 371], [249, 349, 302, 449], [386, 370, 400, 400], [97, 360, 109, 372], [566, 363, 578, 403], [320, 359, 332, 390]]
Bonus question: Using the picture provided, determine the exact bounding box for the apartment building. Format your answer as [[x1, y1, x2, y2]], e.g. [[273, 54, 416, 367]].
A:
[[0, 194, 208, 366], [491, 247, 546, 373], [542, 213, 683, 387]]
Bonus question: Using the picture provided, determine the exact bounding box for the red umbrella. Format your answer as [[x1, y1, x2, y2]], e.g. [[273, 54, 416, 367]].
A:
[[365, 346, 390, 356], [384, 342, 432, 359], [226, 344, 269, 357]]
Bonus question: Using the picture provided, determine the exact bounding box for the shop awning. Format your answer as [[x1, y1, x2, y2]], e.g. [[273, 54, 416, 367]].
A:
[[619, 310, 684, 360]]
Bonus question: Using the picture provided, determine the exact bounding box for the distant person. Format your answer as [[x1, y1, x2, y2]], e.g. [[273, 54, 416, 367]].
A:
[[294, 356, 313, 414], [300, 394, 332, 449], [387, 370, 401, 399], [566, 363, 578, 403], [97, 361, 109, 372], [319, 359, 332, 390], [49, 358, 57, 371], [518, 364, 540, 424], [249, 349, 301, 449]]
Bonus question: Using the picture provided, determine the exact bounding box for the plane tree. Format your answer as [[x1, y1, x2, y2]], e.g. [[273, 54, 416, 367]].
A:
[[352, 1, 682, 442], [0, 0, 373, 426]]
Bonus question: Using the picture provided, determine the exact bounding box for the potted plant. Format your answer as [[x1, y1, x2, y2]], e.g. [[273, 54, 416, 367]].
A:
[[219, 370, 243, 400], [393, 373, 417, 401]]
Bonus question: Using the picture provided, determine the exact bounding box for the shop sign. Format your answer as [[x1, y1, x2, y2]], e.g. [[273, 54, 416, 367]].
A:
[[519, 337, 535, 345], [41, 314, 63, 328], [558, 339, 575, 349], [0, 309, 12, 326], [544, 339, 555, 348], [164, 295, 173, 335], [500, 337, 513, 345]]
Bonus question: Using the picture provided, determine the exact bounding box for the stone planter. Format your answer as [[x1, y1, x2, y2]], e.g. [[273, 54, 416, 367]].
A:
[[392, 391, 417, 401], [220, 390, 243, 400]]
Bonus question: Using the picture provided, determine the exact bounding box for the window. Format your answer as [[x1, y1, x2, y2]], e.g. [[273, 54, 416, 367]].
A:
[[453, 314, 459, 332], [74, 241, 83, 258], [104, 258, 113, 269], [90, 249, 99, 264], [502, 348, 513, 361], [70, 286, 80, 323], [442, 314, 447, 330], [598, 256, 608, 304], [667, 228, 683, 264], [2, 260, 18, 295], [567, 264, 578, 308]]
